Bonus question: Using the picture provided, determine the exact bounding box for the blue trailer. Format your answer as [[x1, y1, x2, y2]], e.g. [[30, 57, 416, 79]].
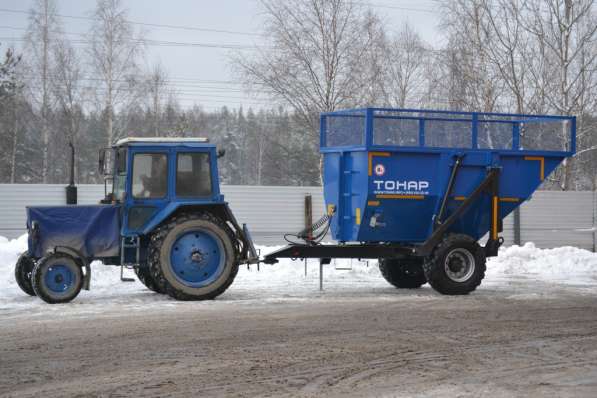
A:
[[264, 108, 576, 295]]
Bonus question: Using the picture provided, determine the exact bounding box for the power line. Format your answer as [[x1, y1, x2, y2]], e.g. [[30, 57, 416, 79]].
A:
[[0, 8, 263, 37], [353, 1, 435, 13], [0, 36, 258, 50]]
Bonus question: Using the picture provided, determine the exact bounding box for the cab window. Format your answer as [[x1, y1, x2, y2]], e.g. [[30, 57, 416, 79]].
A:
[[176, 153, 212, 197], [132, 153, 168, 199]]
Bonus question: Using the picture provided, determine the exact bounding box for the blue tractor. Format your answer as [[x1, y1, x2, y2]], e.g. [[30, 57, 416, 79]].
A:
[[14, 137, 258, 303]]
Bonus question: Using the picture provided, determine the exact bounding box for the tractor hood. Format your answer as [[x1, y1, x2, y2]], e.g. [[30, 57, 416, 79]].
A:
[[26, 205, 121, 259]]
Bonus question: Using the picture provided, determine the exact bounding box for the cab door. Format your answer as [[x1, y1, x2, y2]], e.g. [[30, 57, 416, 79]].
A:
[[123, 147, 172, 235]]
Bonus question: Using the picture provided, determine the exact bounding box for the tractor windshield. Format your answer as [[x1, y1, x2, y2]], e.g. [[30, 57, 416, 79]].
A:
[[112, 147, 127, 201]]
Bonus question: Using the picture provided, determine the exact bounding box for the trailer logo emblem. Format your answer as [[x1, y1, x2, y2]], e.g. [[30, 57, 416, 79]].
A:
[[374, 164, 385, 176]]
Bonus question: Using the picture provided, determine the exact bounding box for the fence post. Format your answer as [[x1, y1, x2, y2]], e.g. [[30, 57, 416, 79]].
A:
[[305, 194, 313, 240], [513, 207, 521, 246]]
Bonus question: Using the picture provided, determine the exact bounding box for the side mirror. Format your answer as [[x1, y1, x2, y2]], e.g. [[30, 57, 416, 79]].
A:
[[98, 148, 113, 175], [98, 149, 106, 174], [217, 149, 226, 159]]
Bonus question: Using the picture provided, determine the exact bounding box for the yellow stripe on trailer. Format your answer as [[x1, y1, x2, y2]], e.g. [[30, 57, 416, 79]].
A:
[[524, 156, 545, 181], [368, 152, 391, 176]]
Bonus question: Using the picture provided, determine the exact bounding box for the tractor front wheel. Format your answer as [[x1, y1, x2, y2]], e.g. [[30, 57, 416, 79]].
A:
[[31, 253, 84, 304], [148, 213, 239, 301], [378, 257, 427, 289], [423, 234, 486, 295], [15, 253, 36, 296]]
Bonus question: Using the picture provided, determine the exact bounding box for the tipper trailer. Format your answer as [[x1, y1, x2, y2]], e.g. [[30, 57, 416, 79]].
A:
[[13, 108, 575, 302], [263, 108, 576, 294]]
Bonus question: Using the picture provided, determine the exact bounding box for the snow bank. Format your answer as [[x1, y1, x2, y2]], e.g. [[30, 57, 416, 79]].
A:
[[487, 242, 597, 283], [1, 234, 597, 311]]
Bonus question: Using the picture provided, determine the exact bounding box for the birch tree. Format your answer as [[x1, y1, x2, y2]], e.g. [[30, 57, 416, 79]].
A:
[[88, 0, 144, 146], [146, 61, 169, 136], [51, 38, 85, 182], [381, 22, 428, 108], [24, 0, 61, 183], [522, 0, 597, 189]]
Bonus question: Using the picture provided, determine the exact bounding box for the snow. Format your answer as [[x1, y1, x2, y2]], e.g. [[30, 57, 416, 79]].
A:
[[1, 235, 597, 316]]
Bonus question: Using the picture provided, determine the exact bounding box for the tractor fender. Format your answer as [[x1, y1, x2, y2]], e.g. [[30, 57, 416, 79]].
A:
[[53, 246, 91, 291], [140, 202, 227, 236]]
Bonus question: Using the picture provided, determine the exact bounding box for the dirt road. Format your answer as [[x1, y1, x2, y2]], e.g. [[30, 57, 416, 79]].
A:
[[2, 280, 597, 397]]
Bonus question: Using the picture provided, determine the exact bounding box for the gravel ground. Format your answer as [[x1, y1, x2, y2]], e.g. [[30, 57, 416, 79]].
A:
[[2, 278, 597, 397]]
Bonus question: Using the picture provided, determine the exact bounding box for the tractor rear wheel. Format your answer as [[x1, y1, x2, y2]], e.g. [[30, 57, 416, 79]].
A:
[[15, 253, 36, 296], [423, 234, 486, 295], [134, 266, 164, 294], [378, 257, 427, 289], [31, 253, 84, 304], [148, 213, 239, 301]]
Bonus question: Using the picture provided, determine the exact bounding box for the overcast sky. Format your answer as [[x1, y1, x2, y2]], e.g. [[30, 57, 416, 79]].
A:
[[0, 0, 440, 110]]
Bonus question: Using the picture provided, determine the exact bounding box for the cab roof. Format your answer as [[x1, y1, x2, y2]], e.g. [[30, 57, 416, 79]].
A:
[[115, 137, 210, 146]]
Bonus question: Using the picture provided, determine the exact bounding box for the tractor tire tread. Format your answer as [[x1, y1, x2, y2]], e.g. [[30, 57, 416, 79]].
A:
[[379, 258, 427, 289], [15, 253, 36, 296], [31, 253, 84, 304], [148, 212, 239, 301]]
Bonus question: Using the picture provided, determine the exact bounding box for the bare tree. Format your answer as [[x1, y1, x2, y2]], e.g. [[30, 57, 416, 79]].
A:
[[236, 0, 386, 132], [146, 61, 169, 136], [381, 22, 428, 108], [24, 0, 61, 183], [51, 38, 85, 182], [522, 0, 597, 189], [88, 0, 144, 146], [439, 0, 503, 112]]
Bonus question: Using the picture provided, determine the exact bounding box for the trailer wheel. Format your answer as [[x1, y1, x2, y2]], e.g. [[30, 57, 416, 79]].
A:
[[148, 213, 239, 301], [15, 253, 36, 296], [423, 234, 486, 295], [31, 253, 83, 304], [134, 266, 164, 294], [378, 258, 427, 289]]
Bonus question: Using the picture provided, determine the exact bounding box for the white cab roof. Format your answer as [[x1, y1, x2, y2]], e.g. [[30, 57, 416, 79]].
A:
[[115, 137, 209, 145]]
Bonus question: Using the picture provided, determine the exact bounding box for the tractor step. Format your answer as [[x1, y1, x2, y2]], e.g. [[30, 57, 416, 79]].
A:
[[120, 265, 135, 282]]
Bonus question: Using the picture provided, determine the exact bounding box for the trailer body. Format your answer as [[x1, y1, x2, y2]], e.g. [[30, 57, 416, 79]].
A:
[[264, 108, 575, 295], [320, 108, 575, 244]]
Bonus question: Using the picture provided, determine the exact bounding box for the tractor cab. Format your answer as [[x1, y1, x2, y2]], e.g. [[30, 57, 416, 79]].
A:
[[18, 137, 257, 304], [99, 137, 223, 235]]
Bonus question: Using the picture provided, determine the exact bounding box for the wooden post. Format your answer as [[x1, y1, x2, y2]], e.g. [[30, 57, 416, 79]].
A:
[[305, 194, 313, 240]]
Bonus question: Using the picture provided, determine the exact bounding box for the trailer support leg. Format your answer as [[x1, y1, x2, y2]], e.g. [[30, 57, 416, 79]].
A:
[[320, 258, 330, 291]]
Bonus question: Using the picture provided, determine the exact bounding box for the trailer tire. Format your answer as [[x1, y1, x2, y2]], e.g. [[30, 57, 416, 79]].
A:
[[378, 258, 427, 289], [31, 253, 83, 304], [148, 213, 239, 301], [15, 253, 36, 296], [423, 234, 486, 295], [134, 266, 164, 294]]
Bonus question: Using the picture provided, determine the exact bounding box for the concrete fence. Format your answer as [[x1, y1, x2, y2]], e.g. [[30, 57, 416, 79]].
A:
[[0, 184, 595, 250]]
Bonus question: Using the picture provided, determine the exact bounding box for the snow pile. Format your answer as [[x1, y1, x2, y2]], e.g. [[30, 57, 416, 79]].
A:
[[1, 234, 597, 311], [487, 242, 597, 284], [0, 234, 29, 292]]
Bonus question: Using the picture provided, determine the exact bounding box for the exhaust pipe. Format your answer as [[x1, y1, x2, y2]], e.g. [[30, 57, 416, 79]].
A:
[[65, 141, 77, 205]]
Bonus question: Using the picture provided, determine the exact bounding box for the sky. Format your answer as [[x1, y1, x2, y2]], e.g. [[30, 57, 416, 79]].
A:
[[0, 0, 441, 111]]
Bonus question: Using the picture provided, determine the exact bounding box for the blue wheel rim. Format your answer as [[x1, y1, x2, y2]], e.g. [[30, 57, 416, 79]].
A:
[[169, 230, 225, 288], [44, 264, 75, 293]]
